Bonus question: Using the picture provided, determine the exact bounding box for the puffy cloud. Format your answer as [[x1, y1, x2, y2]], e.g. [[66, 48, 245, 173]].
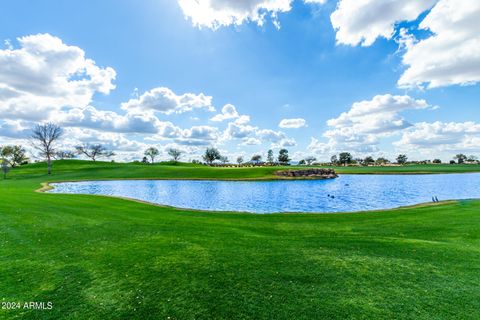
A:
[[174, 125, 221, 146], [255, 128, 286, 142], [0, 34, 305, 160], [0, 33, 116, 121], [276, 137, 297, 147], [330, 0, 437, 46], [234, 115, 251, 125], [224, 121, 257, 139], [121, 87, 214, 115], [241, 137, 262, 145], [251, 127, 297, 148], [327, 94, 429, 134], [177, 0, 326, 29], [210, 103, 239, 121], [220, 115, 298, 149], [56, 106, 161, 134], [279, 118, 307, 129], [398, 0, 480, 88], [146, 122, 222, 146], [156, 121, 183, 139], [0, 120, 31, 139], [394, 121, 480, 155], [330, 0, 480, 88], [309, 94, 431, 155], [177, 0, 292, 29], [304, 0, 327, 4]]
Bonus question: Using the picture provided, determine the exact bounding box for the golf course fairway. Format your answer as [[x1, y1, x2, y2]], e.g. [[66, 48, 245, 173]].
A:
[[1, 160, 479, 319]]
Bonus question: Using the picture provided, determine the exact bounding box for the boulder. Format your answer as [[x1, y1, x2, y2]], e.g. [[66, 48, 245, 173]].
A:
[[275, 168, 338, 179]]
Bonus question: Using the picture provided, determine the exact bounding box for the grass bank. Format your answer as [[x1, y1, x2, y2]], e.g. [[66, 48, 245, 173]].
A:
[[1, 160, 479, 319]]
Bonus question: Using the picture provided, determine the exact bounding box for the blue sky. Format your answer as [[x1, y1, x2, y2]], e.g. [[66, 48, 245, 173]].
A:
[[0, 0, 479, 162]]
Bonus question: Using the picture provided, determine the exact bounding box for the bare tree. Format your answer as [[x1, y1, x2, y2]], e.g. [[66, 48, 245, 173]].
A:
[[76, 144, 115, 162], [31, 123, 63, 174], [55, 150, 76, 160], [144, 147, 159, 164], [219, 156, 229, 164], [168, 148, 183, 162], [236, 156, 244, 165]]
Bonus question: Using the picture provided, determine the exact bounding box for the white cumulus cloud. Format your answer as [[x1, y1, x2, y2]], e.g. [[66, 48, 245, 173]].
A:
[[122, 87, 214, 115], [309, 94, 431, 155], [398, 0, 480, 88], [279, 118, 307, 129], [177, 0, 326, 29], [394, 121, 480, 155], [210, 103, 239, 121], [177, 0, 291, 29], [0, 33, 116, 121], [330, 0, 437, 46]]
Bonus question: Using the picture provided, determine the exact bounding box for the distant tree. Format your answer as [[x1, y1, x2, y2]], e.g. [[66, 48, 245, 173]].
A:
[[236, 156, 244, 165], [144, 147, 159, 163], [396, 154, 408, 165], [266, 149, 274, 163], [0, 145, 28, 167], [203, 148, 221, 164], [305, 156, 317, 165], [75, 144, 115, 162], [167, 148, 183, 162], [454, 154, 467, 164], [375, 157, 390, 165], [467, 155, 478, 163], [330, 155, 338, 165], [298, 159, 306, 165], [31, 123, 63, 175], [352, 158, 362, 165], [55, 150, 76, 160], [363, 156, 375, 166], [1, 159, 10, 179], [278, 149, 290, 165], [338, 152, 353, 166], [251, 154, 262, 163], [141, 156, 149, 164], [432, 159, 442, 164], [219, 156, 229, 164], [449, 160, 456, 164], [0, 146, 13, 166]]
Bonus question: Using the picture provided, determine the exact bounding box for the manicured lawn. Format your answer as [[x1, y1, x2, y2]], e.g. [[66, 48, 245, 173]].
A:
[[1, 160, 480, 319]]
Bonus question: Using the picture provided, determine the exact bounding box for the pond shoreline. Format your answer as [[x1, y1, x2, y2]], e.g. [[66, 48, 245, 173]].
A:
[[41, 181, 461, 215], [36, 169, 480, 192], [42, 173, 480, 214]]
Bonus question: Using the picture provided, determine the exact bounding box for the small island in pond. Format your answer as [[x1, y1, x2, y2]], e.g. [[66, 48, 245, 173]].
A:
[[276, 168, 338, 179]]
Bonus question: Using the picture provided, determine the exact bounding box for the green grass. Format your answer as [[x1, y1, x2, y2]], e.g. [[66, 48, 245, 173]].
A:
[[1, 160, 480, 319]]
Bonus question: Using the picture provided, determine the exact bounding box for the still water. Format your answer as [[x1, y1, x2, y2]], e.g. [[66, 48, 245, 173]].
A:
[[48, 174, 480, 213]]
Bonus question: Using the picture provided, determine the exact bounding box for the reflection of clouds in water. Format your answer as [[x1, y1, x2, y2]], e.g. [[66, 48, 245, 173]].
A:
[[49, 174, 480, 213]]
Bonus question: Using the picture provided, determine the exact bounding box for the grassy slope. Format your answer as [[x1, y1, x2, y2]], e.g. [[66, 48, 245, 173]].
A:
[[1, 160, 480, 319]]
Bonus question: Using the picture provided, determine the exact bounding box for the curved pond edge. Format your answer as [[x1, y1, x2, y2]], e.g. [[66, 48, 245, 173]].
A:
[[38, 180, 473, 215]]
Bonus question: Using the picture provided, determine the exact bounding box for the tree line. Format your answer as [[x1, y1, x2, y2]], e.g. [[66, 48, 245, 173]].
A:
[[1, 122, 479, 178], [326, 152, 479, 166], [199, 148, 291, 166]]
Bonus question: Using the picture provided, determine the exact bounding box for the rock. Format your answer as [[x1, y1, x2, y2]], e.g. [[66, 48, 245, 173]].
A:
[[275, 168, 338, 179]]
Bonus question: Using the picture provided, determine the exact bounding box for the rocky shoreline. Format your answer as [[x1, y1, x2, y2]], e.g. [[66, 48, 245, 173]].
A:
[[276, 168, 338, 179]]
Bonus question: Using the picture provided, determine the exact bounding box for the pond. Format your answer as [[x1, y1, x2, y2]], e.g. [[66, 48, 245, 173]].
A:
[[49, 173, 480, 213], [47, 173, 480, 213]]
